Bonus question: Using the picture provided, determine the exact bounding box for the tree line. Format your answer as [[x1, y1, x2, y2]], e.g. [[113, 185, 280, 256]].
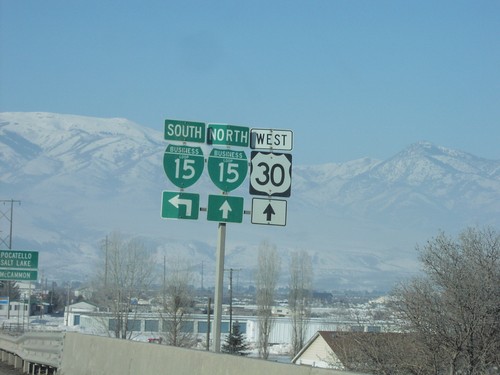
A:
[[62, 226, 498, 374]]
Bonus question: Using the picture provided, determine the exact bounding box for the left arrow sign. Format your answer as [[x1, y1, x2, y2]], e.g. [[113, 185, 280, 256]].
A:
[[169, 194, 193, 216], [161, 191, 200, 220]]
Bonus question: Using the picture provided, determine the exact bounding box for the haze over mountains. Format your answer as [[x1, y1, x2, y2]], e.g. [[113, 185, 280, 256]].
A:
[[1, 112, 499, 291]]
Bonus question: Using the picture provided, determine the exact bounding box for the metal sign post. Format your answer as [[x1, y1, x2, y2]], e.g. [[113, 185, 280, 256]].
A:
[[213, 222, 226, 352]]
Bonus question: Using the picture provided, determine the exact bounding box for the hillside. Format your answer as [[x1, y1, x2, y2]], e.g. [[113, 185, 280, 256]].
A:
[[1, 112, 499, 290]]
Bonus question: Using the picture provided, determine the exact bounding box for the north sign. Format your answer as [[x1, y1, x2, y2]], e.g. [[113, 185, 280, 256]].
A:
[[161, 191, 200, 220], [0, 250, 39, 270], [251, 198, 287, 226], [164, 119, 206, 143], [163, 144, 204, 188], [249, 151, 292, 197], [207, 124, 249, 147], [207, 148, 248, 192], [250, 128, 293, 151], [207, 195, 244, 223]]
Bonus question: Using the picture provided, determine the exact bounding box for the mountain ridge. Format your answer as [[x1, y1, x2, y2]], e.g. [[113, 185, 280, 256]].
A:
[[1, 112, 499, 291]]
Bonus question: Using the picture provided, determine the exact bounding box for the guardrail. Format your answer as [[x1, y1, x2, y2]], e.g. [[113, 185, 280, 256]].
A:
[[0, 331, 63, 374]]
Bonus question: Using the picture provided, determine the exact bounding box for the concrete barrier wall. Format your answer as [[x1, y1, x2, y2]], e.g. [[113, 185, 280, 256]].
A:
[[0, 332, 63, 367], [59, 332, 336, 375]]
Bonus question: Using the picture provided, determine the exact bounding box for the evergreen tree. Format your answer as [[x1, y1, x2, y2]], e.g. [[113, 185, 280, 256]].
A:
[[222, 322, 250, 356]]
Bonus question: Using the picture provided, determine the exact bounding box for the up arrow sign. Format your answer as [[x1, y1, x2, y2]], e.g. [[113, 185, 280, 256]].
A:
[[207, 195, 244, 223], [219, 200, 232, 219], [251, 198, 287, 226]]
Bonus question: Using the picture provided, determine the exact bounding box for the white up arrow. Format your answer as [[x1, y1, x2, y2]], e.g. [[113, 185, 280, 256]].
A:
[[219, 200, 232, 219], [169, 194, 193, 216]]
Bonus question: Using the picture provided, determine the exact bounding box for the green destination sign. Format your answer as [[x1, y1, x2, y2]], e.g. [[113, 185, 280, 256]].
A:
[[0, 250, 39, 270], [164, 119, 206, 143], [207, 124, 249, 147], [0, 270, 38, 281]]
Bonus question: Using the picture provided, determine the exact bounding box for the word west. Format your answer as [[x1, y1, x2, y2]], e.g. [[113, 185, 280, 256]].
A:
[[250, 129, 293, 151], [254, 133, 289, 147]]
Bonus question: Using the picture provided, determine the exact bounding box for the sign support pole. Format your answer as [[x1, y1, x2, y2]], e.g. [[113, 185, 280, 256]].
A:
[[213, 222, 226, 352]]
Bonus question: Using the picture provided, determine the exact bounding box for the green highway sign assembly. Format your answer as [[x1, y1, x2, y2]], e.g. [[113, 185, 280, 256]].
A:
[[161, 117, 293, 355], [0, 250, 39, 281], [161, 117, 293, 226], [207, 148, 248, 192]]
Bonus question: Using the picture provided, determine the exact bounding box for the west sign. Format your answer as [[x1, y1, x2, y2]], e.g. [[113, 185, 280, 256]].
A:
[[250, 128, 293, 151]]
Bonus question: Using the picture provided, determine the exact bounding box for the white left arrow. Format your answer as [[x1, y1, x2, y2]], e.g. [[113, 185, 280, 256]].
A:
[[169, 194, 193, 216], [219, 200, 232, 219]]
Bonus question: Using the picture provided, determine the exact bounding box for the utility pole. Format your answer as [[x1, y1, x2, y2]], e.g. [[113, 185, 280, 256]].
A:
[[104, 236, 109, 287], [0, 199, 21, 249], [224, 268, 242, 336], [0, 199, 21, 319]]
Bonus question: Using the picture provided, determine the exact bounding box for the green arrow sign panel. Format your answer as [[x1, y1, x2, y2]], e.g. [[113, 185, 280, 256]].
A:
[[0, 270, 38, 281], [207, 148, 248, 192], [0, 250, 39, 270], [207, 124, 250, 147], [161, 191, 200, 220], [164, 119, 206, 143], [207, 195, 244, 223], [163, 144, 204, 188]]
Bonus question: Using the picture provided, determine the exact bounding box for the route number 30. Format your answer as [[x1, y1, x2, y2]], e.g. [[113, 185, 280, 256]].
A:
[[249, 151, 292, 197]]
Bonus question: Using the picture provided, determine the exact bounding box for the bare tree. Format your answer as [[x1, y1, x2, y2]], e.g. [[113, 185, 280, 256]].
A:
[[160, 257, 195, 347], [288, 249, 312, 357], [392, 227, 500, 375], [255, 240, 281, 359], [91, 232, 155, 339]]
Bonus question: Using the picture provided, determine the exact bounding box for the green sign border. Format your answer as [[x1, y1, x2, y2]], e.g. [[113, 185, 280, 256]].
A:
[[207, 124, 250, 147]]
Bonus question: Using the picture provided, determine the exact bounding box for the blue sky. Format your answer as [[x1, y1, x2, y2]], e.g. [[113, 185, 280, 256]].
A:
[[1, 1, 499, 164]]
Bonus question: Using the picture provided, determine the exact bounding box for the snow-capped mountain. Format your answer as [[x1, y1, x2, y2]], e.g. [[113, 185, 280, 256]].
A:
[[1, 112, 499, 291]]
